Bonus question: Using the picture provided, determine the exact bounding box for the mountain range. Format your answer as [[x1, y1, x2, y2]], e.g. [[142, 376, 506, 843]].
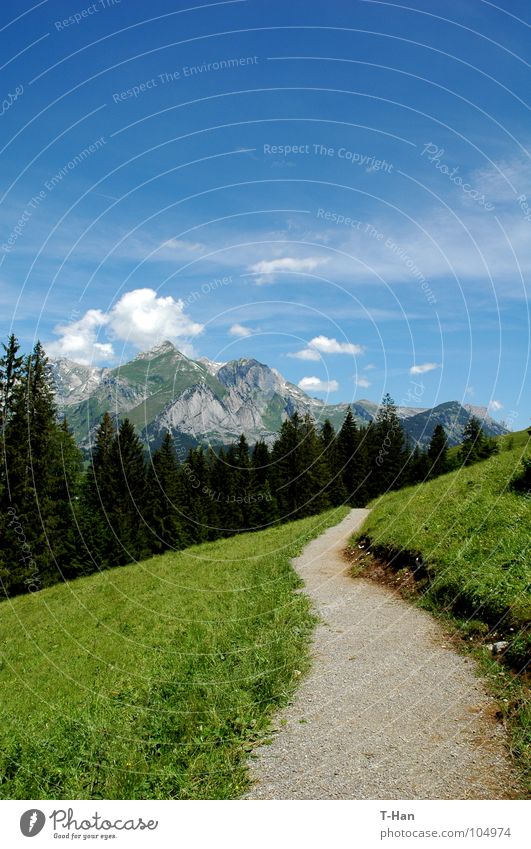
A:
[[49, 341, 507, 455]]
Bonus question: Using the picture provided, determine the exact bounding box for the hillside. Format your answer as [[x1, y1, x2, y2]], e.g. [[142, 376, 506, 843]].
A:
[[50, 341, 507, 453], [353, 430, 531, 668], [0, 508, 347, 800]]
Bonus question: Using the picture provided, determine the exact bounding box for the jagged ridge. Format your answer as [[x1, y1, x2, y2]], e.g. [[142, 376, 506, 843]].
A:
[[50, 341, 507, 453]]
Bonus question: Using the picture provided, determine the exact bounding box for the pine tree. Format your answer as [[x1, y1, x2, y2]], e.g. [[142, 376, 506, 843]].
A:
[[459, 415, 498, 466], [249, 440, 278, 529], [208, 447, 232, 537], [233, 434, 253, 530], [0, 334, 24, 592], [47, 418, 83, 578], [298, 414, 330, 516], [1, 342, 81, 593], [79, 412, 117, 570], [319, 420, 346, 506], [459, 416, 484, 466], [271, 413, 329, 520], [223, 444, 245, 533], [16, 343, 61, 586], [145, 432, 187, 553], [367, 394, 406, 495], [404, 442, 429, 485], [271, 413, 304, 519], [0, 334, 23, 431], [181, 446, 212, 543], [107, 418, 148, 563], [427, 424, 449, 477], [338, 411, 369, 505]]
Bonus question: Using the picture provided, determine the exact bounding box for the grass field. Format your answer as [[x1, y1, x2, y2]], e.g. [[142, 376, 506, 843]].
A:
[[352, 429, 530, 785], [355, 429, 531, 660], [0, 507, 348, 800]]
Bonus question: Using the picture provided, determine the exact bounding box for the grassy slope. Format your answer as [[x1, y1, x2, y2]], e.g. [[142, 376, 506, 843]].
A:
[[0, 507, 348, 800], [354, 430, 530, 787], [357, 430, 531, 647]]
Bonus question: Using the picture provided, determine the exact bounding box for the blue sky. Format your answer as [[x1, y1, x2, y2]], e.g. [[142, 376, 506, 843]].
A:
[[1, 0, 529, 426]]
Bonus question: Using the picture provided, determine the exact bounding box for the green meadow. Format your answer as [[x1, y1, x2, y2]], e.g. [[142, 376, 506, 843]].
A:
[[0, 507, 348, 800]]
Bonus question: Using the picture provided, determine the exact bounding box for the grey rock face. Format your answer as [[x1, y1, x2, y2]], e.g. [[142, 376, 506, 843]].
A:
[[48, 343, 508, 451]]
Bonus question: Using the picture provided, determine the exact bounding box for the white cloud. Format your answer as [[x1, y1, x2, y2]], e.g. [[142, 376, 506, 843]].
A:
[[162, 238, 204, 253], [287, 348, 321, 361], [47, 288, 203, 364], [472, 156, 531, 204], [288, 335, 364, 361], [409, 362, 440, 375], [364, 363, 376, 371], [309, 335, 364, 355], [465, 385, 475, 398], [47, 309, 113, 363], [355, 376, 371, 388], [298, 376, 339, 393], [108, 289, 203, 351], [489, 399, 503, 412], [229, 323, 253, 338], [248, 256, 327, 284]]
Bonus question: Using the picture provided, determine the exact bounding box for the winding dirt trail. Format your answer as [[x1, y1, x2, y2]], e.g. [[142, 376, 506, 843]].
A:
[[246, 509, 520, 799]]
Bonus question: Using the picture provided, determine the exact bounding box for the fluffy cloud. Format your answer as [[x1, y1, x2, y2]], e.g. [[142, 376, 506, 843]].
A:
[[46, 309, 112, 363], [289, 335, 364, 360], [47, 288, 203, 364], [310, 335, 364, 355], [298, 376, 339, 393], [355, 376, 371, 388], [248, 256, 327, 284], [489, 399, 503, 412], [287, 348, 321, 361], [409, 362, 440, 375], [229, 323, 253, 338]]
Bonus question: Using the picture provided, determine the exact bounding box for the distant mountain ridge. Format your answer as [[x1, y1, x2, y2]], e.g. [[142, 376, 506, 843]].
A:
[[50, 341, 508, 453]]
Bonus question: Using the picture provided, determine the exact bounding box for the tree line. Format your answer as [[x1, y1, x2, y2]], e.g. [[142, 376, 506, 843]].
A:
[[0, 335, 497, 598]]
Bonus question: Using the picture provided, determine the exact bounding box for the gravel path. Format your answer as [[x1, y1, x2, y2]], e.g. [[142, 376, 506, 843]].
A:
[[246, 509, 520, 799]]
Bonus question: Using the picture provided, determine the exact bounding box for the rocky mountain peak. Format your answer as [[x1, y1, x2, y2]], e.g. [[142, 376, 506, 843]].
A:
[[217, 358, 280, 391], [48, 343, 508, 452], [133, 340, 179, 360]]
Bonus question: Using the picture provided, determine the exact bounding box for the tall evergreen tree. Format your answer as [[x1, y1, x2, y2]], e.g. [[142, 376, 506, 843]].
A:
[[337, 410, 367, 505], [403, 442, 429, 485], [79, 412, 117, 570], [367, 394, 406, 496], [145, 432, 187, 553], [0, 334, 24, 592], [223, 444, 245, 533], [427, 424, 450, 477], [208, 447, 235, 537], [233, 434, 253, 529], [459, 415, 499, 467], [48, 417, 83, 578], [0, 334, 23, 432], [107, 418, 148, 564], [249, 440, 278, 528], [271, 413, 329, 519], [181, 446, 212, 543], [319, 419, 347, 507], [1, 341, 82, 592]]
